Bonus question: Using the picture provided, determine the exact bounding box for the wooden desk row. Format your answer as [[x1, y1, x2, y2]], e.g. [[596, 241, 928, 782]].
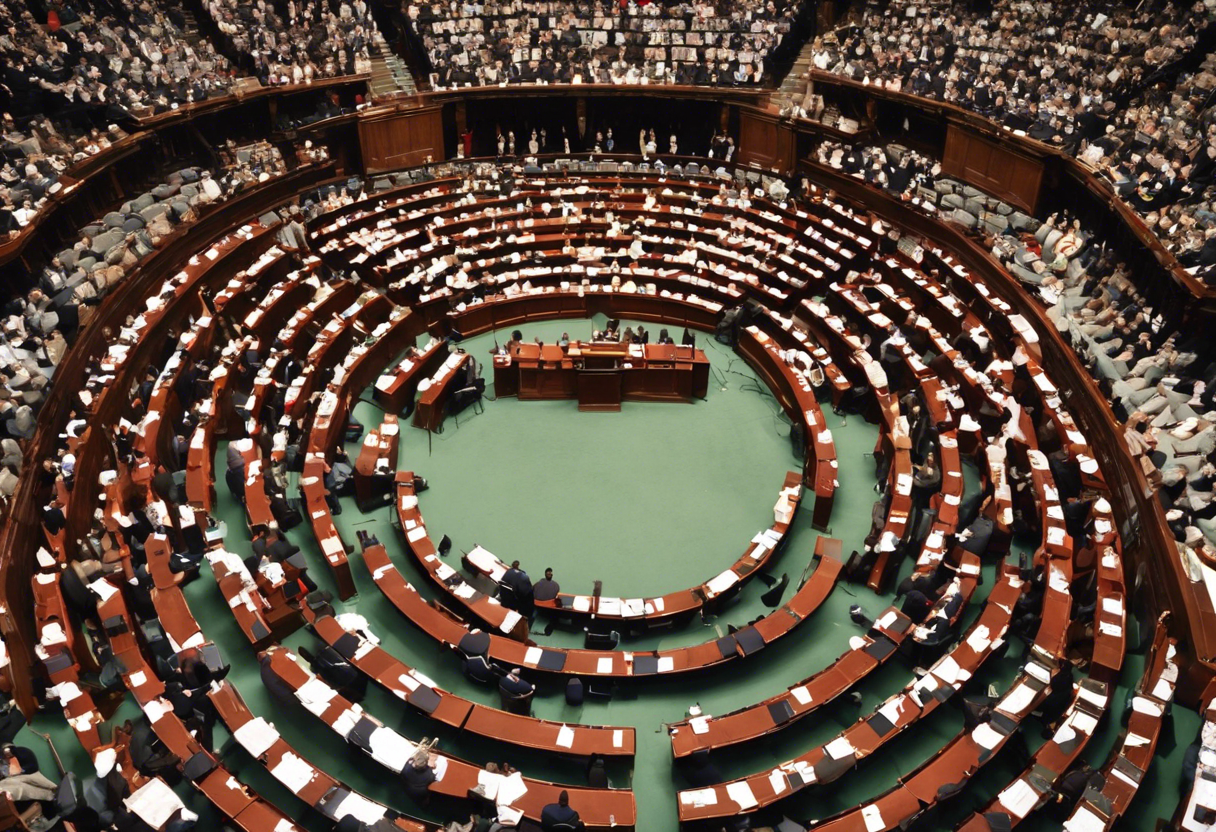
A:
[[1175, 694, 1216, 832], [306, 613, 635, 759], [365, 536, 842, 678], [811, 649, 1063, 832], [737, 327, 838, 530], [139, 533, 437, 831], [669, 560, 912, 758], [1063, 620, 1179, 832], [264, 647, 637, 829], [444, 285, 725, 345], [954, 563, 1129, 831], [956, 677, 1110, 831], [317, 176, 866, 302], [776, 524, 1076, 832], [676, 564, 1024, 823], [95, 572, 310, 832], [492, 471, 803, 628], [354, 413, 401, 508], [303, 391, 357, 601], [413, 352, 472, 431], [373, 338, 452, 414], [33, 571, 104, 753]]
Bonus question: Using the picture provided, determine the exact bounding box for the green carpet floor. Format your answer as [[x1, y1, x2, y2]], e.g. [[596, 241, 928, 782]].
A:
[[15, 317, 1201, 832]]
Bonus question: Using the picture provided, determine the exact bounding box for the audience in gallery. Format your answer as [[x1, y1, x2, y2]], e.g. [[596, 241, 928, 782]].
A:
[[1, 0, 234, 121], [204, 0, 377, 86], [817, 136, 1216, 557], [0, 118, 132, 239], [805, 0, 1216, 282], [406, 0, 807, 89], [0, 139, 296, 507]]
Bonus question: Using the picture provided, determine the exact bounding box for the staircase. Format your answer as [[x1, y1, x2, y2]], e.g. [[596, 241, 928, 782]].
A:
[[368, 31, 416, 99], [771, 38, 818, 115]]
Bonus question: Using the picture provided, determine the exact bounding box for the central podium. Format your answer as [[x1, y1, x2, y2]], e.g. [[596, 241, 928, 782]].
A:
[[493, 340, 710, 410]]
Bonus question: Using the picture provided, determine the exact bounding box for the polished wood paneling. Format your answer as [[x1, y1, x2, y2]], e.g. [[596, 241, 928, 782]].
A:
[[738, 109, 794, 173], [941, 122, 1044, 214], [358, 106, 445, 173]]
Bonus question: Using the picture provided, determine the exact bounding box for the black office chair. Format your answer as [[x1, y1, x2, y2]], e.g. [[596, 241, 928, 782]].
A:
[[437, 534, 452, 557], [584, 619, 620, 650], [658, 328, 671, 344], [512, 329, 523, 342], [682, 327, 696, 347], [760, 573, 789, 607], [447, 380, 485, 423]]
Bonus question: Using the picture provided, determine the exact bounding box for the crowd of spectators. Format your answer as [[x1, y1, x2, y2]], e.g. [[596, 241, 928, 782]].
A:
[[816, 136, 1216, 556], [0, 137, 296, 506], [1, 0, 235, 122], [0, 0, 237, 241], [204, 0, 376, 86], [407, 0, 805, 88], [809, 0, 1216, 280], [1, 118, 132, 239]]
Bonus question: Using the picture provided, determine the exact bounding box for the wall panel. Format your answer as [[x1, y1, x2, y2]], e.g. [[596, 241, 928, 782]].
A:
[[942, 122, 1044, 213], [359, 107, 445, 173]]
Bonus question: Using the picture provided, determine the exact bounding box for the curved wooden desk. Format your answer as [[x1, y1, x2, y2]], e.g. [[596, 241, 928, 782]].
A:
[[365, 537, 841, 679], [263, 646, 637, 829], [307, 613, 635, 759]]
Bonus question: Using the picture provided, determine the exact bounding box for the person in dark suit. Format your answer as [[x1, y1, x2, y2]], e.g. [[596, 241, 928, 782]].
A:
[[540, 790, 583, 830], [533, 568, 560, 602], [500, 561, 534, 613], [300, 645, 366, 702], [259, 654, 295, 703], [900, 589, 933, 624], [400, 750, 435, 804], [42, 497, 67, 534], [1053, 762, 1103, 807], [498, 668, 534, 714]]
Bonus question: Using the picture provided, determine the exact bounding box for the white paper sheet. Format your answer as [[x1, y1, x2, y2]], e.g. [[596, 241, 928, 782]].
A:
[[270, 752, 316, 793], [234, 717, 281, 758], [124, 778, 186, 828], [862, 803, 885, 832], [825, 737, 855, 760], [998, 778, 1040, 818], [679, 788, 718, 807], [725, 781, 758, 810]]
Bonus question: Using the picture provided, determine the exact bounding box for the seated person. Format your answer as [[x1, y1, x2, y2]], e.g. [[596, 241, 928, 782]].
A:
[[401, 749, 436, 804], [498, 667, 534, 714], [540, 789, 584, 830], [0, 743, 58, 802], [533, 568, 560, 602]]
